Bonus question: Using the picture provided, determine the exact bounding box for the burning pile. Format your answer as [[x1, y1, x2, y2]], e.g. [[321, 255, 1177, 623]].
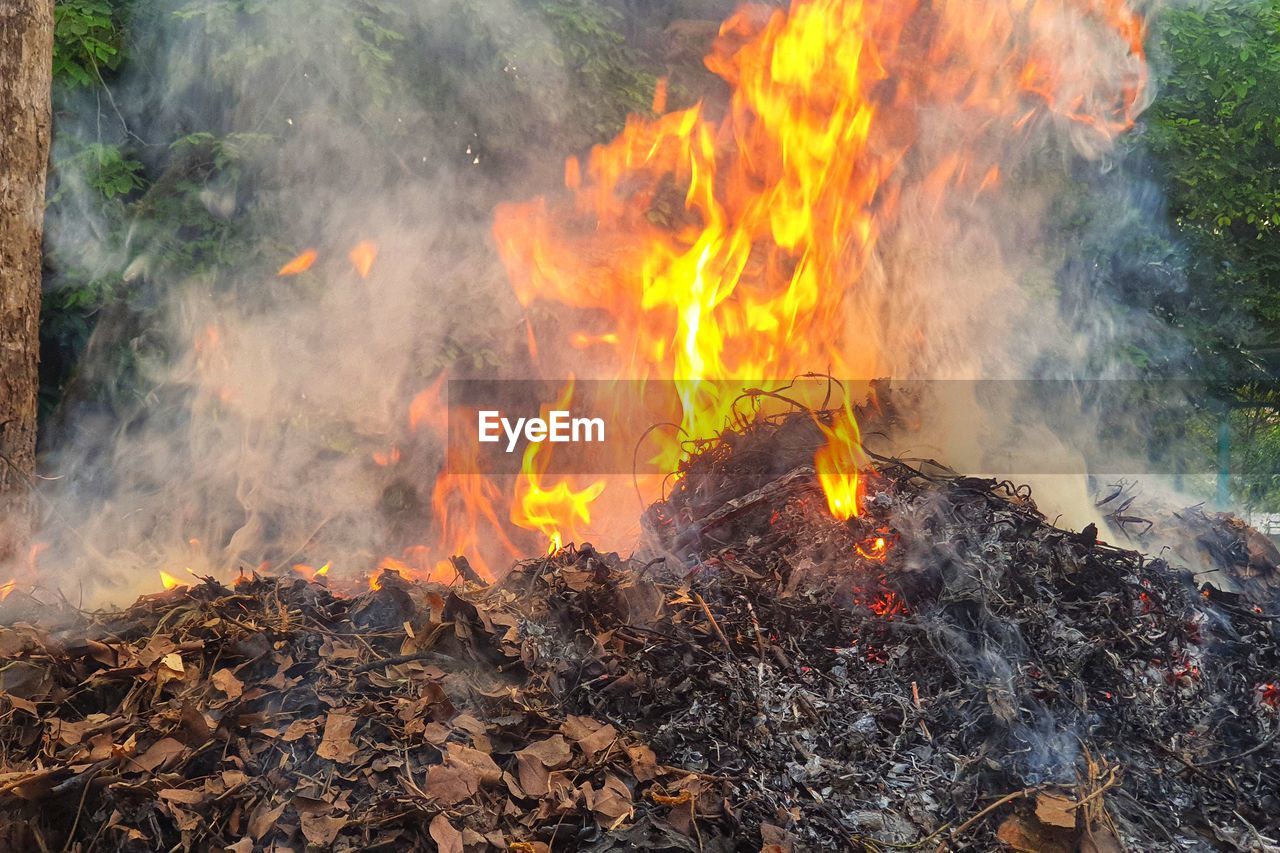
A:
[[2, 0, 1276, 849], [1, 403, 1278, 850]]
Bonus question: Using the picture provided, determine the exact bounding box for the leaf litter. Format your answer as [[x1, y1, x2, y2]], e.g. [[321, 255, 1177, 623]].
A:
[[0, 410, 1277, 851]]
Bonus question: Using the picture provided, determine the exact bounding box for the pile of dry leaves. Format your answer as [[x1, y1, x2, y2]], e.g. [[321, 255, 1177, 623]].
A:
[[1, 409, 1278, 851]]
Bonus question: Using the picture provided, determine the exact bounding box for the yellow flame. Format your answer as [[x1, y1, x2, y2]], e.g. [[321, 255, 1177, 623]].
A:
[[511, 381, 606, 552], [815, 404, 863, 521], [293, 562, 331, 581], [158, 570, 183, 590]]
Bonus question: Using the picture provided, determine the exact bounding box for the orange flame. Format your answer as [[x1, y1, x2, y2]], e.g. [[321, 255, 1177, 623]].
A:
[[490, 0, 1146, 540], [277, 248, 318, 276], [0, 579, 15, 602], [372, 446, 402, 467], [409, 373, 448, 433], [293, 562, 330, 581], [348, 240, 378, 278], [394, 371, 515, 584], [651, 77, 668, 114]]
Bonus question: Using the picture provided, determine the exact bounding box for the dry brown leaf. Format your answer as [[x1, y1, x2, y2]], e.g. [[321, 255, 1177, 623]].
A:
[[88, 733, 114, 761], [518, 735, 572, 769], [167, 802, 202, 833], [421, 722, 451, 744], [224, 838, 253, 853], [316, 712, 359, 763], [625, 743, 660, 781], [159, 788, 206, 805], [429, 813, 464, 853], [515, 753, 550, 797], [760, 820, 796, 853], [300, 812, 347, 846], [561, 715, 618, 760], [1, 692, 38, 716], [584, 773, 633, 826], [49, 715, 108, 746], [155, 652, 186, 689], [210, 668, 243, 700], [424, 764, 478, 806], [134, 737, 186, 773], [282, 718, 318, 743], [138, 636, 176, 667], [5, 767, 64, 801], [447, 744, 502, 785], [508, 842, 551, 853], [249, 802, 286, 841], [450, 713, 487, 737], [1081, 826, 1125, 853], [224, 769, 248, 786]]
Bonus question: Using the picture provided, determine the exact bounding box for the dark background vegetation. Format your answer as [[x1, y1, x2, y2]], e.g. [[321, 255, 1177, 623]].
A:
[[38, 0, 1280, 508]]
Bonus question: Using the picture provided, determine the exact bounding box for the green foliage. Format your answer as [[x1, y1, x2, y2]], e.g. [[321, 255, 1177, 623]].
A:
[[539, 0, 655, 135], [1147, 0, 1280, 345], [1141, 0, 1280, 507], [48, 141, 145, 202], [53, 0, 125, 87]]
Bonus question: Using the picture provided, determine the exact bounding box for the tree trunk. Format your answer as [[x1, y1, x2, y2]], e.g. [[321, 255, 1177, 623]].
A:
[[0, 0, 54, 568]]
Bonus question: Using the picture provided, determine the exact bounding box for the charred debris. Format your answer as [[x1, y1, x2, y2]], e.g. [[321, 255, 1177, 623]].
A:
[[1, 402, 1278, 852]]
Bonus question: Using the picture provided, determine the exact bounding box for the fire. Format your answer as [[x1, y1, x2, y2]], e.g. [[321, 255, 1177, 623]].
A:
[[856, 535, 888, 561], [815, 405, 863, 521], [512, 382, 606, 553], [277, 248, 317, 276], [493, 0, 1147, 539], [293, 562, 330, 581], [0, 579, 15, 602], [348, 240, 378, 278], [178, 0, 1147, 593], [372, 446, 401, 467], [409, 373, 448, 433], [158, 570, 184, 590], [410, 379, 515, 582]]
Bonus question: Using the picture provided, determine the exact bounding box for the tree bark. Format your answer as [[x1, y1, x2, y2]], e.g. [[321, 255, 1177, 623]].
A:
[[0, 0, 54, 567]]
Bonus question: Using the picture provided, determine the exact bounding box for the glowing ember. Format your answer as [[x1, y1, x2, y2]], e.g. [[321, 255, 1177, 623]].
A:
[[869, 591, 907, 619], [856, 535, 888, 561], [348, 240, 378, 278], [276, 248, 318, 276]]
